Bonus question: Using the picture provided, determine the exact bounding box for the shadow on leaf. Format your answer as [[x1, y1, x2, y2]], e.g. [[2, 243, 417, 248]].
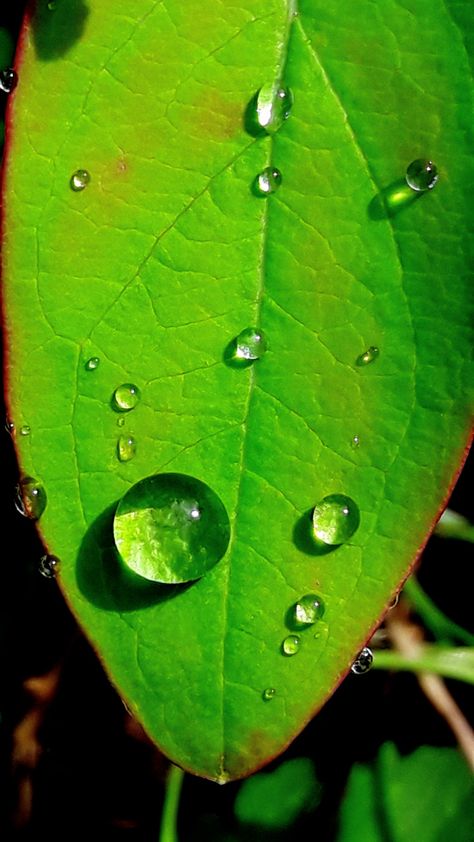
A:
[[368, 178, 421, 220], [32, 0, 90, 61], [76, 503, 189, 611]]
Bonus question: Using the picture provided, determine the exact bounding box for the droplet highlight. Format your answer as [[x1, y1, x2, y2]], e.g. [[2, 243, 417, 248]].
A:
[[356, 346, 379, 366], [293, 593, 325, 628], [39, 554, 60, 579], [312, 494, 360, 546], [262, 687, 276, 701], [70, 169, 91, 192], [5, 419, 15, 435], [282, 634, 301, 656], [351, 647, 374, 675], [351, 435, 360, 449], [255, 166, 282, 196], [85, 356, 100, 371], [405, 159, 438, 192], [256, 83, 293, 134], [15, 477, 47, 520], [112, 383, 141, 412], [0, 68, 18, 94], [234, 327, 267, 362], [117, 434, 136, 462], [113, 473, 231, 584]]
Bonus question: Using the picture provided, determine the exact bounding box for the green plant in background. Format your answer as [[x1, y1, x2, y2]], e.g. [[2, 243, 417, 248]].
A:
[[1, 0, 473, 837]]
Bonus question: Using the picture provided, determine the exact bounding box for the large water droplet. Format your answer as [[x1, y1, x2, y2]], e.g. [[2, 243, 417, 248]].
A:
[[356, 346, 379, 366], [405, 159, 438, 192], [351, 647, 374, 675], [255, 166, 282, 196], [0, 68, 18, 94], [85, 356, 100, 371], [20, 425, 31, 436], [234, 327, 267, 362], [293, 593, 325, 627], [39, 554, 60, 579], [312, 494, 360, 545], [256, 83, 293, 134], [282, 634, 300, 656], [113, 473, 231, 584], [70, 169, 91, 192], [112, 383, 141, 412], [15, 477, 47, 520], [262, 687, 276, 701], [117, 434, 136, 462]]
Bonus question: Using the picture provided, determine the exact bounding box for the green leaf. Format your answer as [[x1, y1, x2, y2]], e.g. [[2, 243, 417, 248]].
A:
[[2, 0, 473, 780], [234, 757, 320, 829], [337, 744, 474, 842]]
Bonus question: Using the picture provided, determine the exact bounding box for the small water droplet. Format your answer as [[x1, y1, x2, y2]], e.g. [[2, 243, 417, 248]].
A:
[[15, 477, 47, 520], [351, 647, 374, 675], [262, 687, 276, 701], [356, 346, 379, 366], [256, 83, 293, 134], [282, 634, 301, 656], [117, 417, 125, 427], [112, 383, 141, 412], [113, 473, 231, 583], [254, 166, 282, 196], [5, 419, 15, 435], [405, 159, 438, 192], [20, 425, 31, 436], [39, 554, 60, 578], [351, 435, 360, 449], [117, 434, 136, 462], [312, 494, 360, 545], [293, 593, 325, 627], [70, 169, 91, 192], [47, 0, 57, 9], [85, 356, 100, 371], [234, 327, 267, 362], [0, 68, 18, 94]]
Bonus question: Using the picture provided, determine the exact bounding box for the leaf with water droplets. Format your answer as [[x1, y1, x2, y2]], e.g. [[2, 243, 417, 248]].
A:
[[2, 0, 473, 781]]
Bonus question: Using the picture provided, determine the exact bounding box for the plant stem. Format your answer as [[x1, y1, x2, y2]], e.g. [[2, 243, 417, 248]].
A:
[[159, 764, 185, 842], [372, 646, 474, 685], [404, 577, 474, 646]]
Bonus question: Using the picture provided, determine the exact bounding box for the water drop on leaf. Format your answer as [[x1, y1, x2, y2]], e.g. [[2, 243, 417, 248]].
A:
[[70, 169, 91, 192], [0, 68, 18, 94], [262, 688, 276, 701], [234, 327, 267, 361], [117, 434, 136, 462], [356, 346, 379, 366], [39, 554, 60, 579], [20, 425, 31, 436], [312, 494, 360, 545], [112, 383, 141, 412], [256, 83, 293, 133], [351, 647, 374, 674], [255, 166, 282, 196], [282, 635, 301, 656], [15, 477, 47, 520], [293, 593, 325, 627], [113, 473, 231, 584], [85, 356, 100, 371], [405, 158, 438, 192]]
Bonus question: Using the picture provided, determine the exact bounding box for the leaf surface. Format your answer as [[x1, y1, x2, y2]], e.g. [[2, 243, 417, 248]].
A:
[[2, 0, 473, 779]]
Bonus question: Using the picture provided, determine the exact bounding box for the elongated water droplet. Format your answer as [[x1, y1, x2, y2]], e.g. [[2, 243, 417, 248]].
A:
[[312, 494, 360, 546], [39, 554, 60, 579], [113, 473, 231, 584], [112, 383, 141, 412], [255, 166, 282, 196], [405, 159, 438, 192], [70, 169, 90, 192], [256, 83, 293, 133], [15, 477, 47, 520], [117, 434, 136, 462], [262, 687, 276, 701], [356, 346, 379, 366], [282, 634, 300, 656], [293, 593, 325, 627], [20, 425, 31, 436], [235, 327, 267, 362], [85, 356, 100, 371], [0, 68, 18, 94], [351, 647, 374, 675]]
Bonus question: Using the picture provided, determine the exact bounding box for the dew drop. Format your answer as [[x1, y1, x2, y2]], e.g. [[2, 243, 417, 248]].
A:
[[256, 83, 293, 134], [255, 166, 282, 196], [405, 159, 438, 192], [5, 419, 15, 435], [85, 356, 100, 371], [113, 473, 231, 584], [0, 68, 18, 94], [293, 593, 325, 628], [351, 434, 360, 449], [117, 417, 125, 428], [262, 687, 276, 701], [117, 434, 136, 462], [282, 634, 301, 656], [351, 647, 374, 675], [15, 477, 47, 520], [112, 383, 141, 412], [312, 494, 360, 546], [234, 327, 267, 362], [356, 346, 379, 366], [20, 425, 31, 436], [39, 554, 60, 579], [70, 169, 91, 192]]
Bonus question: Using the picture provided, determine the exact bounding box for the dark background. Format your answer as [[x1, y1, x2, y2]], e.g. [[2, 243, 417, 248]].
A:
[[1, 3, 472, 839]]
